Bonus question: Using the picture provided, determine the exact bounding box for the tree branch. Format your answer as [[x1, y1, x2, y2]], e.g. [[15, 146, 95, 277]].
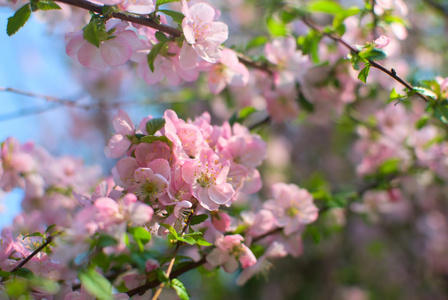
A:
[[10, 232, 61, 274], [302, 18, 431, 103]]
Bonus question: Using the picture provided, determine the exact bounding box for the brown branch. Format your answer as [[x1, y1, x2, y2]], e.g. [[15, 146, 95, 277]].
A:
[[54, 0, 182, 37], [10, 232, 61, 274], [302, 18, 430, 103], [51, 0, 273, 75]]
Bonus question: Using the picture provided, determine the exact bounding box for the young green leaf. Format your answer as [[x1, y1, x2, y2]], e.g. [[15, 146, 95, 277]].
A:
[[190, 214, 208, 226], [266, 16, 287, 37], [140, 135, 173, 147], [434, 101, 448, 124], [357, 64, 370, 83], [171, 278, 189, 300], [159, 9, 185, 24], [146, 118, 166, 135], [6, 4, 31, 36], [147, 42, 167, 72], [83, 21, 100, 48], [308, 1, 344, 14], [36, 0, 61, 11], [156, 0, 180, 7], [79, 269, 113, 300]]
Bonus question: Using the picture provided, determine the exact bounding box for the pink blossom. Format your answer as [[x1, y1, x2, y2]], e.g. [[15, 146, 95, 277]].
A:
[[206, 233, 256, 272], [264, 183, 318, 235], [66, 20, 143, 70], [104, 109, 135, 159], [135, 43, 199, 85], [164, 109, 205, 159], [179, 0, 228, 69], [211, 211, 231, 232], [208, 49, 249, 94], [127, 159, 170, 203], [374, 35, 391, 48], [182, 148, 235, 211]]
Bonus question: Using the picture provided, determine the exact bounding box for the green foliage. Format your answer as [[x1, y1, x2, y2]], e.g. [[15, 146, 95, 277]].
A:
[[147, 41, 168, 72], [266, 16, 288, 37], [97, 234, 118, 248], [129, 227, 152, 252], [35, 0, 61, 11], [190, 214, 209, 225], [79, 268, 113, 300], [159, 9, 185, 24], [388, 87, 407, 103], [297, 30, 322, 63], [156, 0, 180, 7], [140, 135, 173, 147], [155, 31, 169, 43], [358, 44, 387, 61], [245, 36, 269, 51], [83, 17, 101, 48], [146, 118, 166, 135], [357, 64, 371, 83], [6, 3, 31, 36], [171, 278, 190, 300], [229, 107, 258, 125], [434, 100, 448, 124]]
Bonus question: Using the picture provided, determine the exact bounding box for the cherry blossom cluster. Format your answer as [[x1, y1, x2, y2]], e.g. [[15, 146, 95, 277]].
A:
[[0, 109, 319, 298]]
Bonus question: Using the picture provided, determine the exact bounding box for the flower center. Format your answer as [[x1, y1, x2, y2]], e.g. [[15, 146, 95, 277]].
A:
[[197, 172, 216, 188], [141, 180, 159, 198], [287, 206, 299, 217]]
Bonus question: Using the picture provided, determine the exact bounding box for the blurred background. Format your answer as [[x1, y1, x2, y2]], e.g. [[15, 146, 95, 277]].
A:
[[2, 0, 448, 299]]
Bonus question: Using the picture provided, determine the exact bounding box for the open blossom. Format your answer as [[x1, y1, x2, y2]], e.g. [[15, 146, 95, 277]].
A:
[[206, 233, 256, 272], [66, 20, 143, 70], [104, 109, 135, 159], [179, 0, 228, 69], [207, 49, 249, 94], [182, 148, 235, 211], [264, 183, 318, 235]]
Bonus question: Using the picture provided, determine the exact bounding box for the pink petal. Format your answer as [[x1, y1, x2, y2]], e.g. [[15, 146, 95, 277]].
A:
[[208, 183, 234, 205], [179, 43, 198, 70], [78, 42, 108, 70], [100, 36, 132, 66]]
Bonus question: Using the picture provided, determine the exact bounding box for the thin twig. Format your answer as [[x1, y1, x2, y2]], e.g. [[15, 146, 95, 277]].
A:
[[10, 232, 61, 274], [302, 18, 430, 103], [137, 206, 198, 299]]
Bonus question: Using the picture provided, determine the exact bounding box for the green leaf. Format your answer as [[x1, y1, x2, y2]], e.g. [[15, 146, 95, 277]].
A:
[[146, 118, 165, 135], [140, 135, 173, 147], [415, 115, 429, 129], [36, 0, 61, 10], [159, 9, 185, 24], [79, 269, 113, 300], [97, 234, 118, 248], [378, 158, 400, 175], [434, 101, 448, 124], [147, 42, 167, 72], [297, 91, 314, 112], [83, 21, 100, 48], [308, 1, 344, 14], [190, 214, 208, 226], [0, 271, 11, 277], [155, 31, 169, 43], [129, 227, 152, 251], [304, 225, 321, 244], [6, 4, 31, 36], [159, 223, 179, 238], [358, 46, 387, 61], [388, 87, 406, 102], [193, 235, 212, 246], [156, 269, 170, 283], [171, 278, 189, 300], [179, 236, 196, 245], [357, 64, 370, 83], [30, 277, 60, 294], [266, 16, 287, 37], [45, 224, 56, 234], [413, 86, 438, 100], [15, 268, 34, 279], [245, 36, 268, 51], [156, 0, 180, 6], [23, 232, 44, 239]]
